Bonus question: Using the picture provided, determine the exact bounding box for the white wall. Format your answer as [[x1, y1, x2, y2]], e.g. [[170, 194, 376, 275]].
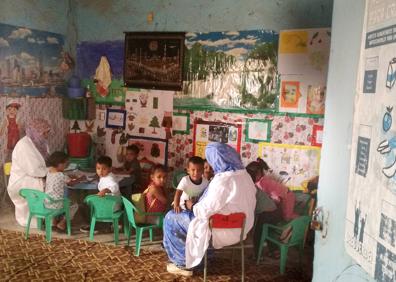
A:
[[313, 0, 374, 281]]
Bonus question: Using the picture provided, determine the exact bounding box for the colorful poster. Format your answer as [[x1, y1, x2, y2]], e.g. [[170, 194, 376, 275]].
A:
[[193, 120, 242, 159], [125, 89, 173, 139], [278, 28, 331, 114], [345, 0, 396, 279], [0, 23, 65, 96], [175, 29, 279, 110], [258, 142, 321, 190]]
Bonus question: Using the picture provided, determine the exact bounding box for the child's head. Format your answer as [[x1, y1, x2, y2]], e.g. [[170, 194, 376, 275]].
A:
[[6, 102, 20, 117], [187, 156, 205, 182], [46, 151, 69, 172], [96, 156, 112, 178], [246, 161, 264, 183], [150, 164, 167, 187], [203, 159, 214, 180], [125, 144, 139, 162]]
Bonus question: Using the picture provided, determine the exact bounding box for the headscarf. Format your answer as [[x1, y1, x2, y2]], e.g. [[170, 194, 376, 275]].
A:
[[25, 118, 50, 159], [205, 142, 244, 174]]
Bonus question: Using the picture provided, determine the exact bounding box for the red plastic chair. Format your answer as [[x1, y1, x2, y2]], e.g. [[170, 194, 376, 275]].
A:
[[204, 213, 246, 282]]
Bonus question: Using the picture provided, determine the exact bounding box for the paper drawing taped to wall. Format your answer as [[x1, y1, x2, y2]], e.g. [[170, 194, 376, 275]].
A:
[[386, 58, 396, 90]]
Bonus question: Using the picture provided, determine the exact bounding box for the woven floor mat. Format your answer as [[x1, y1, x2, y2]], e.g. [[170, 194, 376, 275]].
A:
[[0, 229, 311, 281]]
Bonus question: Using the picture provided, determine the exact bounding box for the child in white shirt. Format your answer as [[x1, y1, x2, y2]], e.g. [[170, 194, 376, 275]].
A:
[[96, 156, 120, 197], [173, 156, 208, 212]]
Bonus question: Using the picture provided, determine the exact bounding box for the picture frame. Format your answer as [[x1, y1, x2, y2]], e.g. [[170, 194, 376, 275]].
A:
[[172, 112, 190, 135], [245, 119, 272, 143], [124, 32, 185, 91], [127, 135, 169, 167], [105, 109, 126, 129]]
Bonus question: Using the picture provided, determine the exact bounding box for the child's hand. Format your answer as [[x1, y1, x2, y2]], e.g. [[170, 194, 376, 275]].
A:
[[97, 190, 107, 197], [173, 205, 181, 213]]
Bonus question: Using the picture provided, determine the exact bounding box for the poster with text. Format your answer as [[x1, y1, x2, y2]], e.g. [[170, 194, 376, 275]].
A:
[[345, 0, 396, 279]]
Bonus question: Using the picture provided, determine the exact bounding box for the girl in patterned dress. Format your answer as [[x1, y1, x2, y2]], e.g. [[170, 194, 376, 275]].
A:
[[45, 151, 81, 231], [144, 164, 167, 223]]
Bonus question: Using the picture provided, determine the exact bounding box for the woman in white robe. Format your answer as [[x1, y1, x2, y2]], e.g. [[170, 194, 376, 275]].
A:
[[163, 142, 256, 276], [7, 118, 50, 226]]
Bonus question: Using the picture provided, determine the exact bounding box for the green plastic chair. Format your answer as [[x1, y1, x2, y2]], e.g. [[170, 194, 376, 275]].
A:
[[84, 194, 124, 245], [19, 188, 71, 243], [122, 196, 164, 256], [256, 215, 311, 274], [171, 170, 188, 189]]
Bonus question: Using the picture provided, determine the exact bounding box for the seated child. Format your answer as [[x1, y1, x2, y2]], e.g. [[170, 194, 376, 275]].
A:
[[254, 159, 298, 221], [80, 156, 120, 233], [173, 156, 208, 213], [144, 164, 168, 219], [113, 145, 142, 200], [246, 161, 283, 259], [96, 156, 120, 197], [45, 151, 81, 232], [203, 159, 214, 182]]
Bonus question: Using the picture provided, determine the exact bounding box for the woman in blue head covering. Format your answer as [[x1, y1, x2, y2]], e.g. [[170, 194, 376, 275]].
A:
[[163, 143, 257, 276]]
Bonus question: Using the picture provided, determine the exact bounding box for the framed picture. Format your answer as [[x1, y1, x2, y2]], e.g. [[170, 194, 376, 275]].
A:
[[173, 112, 190, 135], [127, 135, 169, 167], [105, 109, 126, 129], [124, 32, 185, 91], [245, 119, 272, 143]]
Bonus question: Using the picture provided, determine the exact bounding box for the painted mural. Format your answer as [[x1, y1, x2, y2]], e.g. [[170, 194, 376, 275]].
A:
[[175, 29, 279, 110], [345, 0, 396, 280], [0, 23, 65, 96]]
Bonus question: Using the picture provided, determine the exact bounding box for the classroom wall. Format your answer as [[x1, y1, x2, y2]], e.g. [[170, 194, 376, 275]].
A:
[[312, 0, 374, 281], [0, 0, 72, 49], [74, 0, 333, 41]]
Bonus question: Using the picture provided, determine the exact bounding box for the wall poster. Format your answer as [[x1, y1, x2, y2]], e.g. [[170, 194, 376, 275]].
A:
[[345, 1, 396, 280], [278, 28, 330, 114], [193, 120, 242, 159], [258, 142, 321, 190]]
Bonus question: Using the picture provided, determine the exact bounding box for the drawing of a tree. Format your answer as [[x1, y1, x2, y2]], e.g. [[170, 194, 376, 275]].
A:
[[149, 116, 160, 134]]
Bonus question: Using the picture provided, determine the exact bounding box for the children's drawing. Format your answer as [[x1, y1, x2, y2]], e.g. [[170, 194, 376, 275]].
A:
[[258, 142, 321, 190], [125, 90, 173, 139], [193, 121, 242, 159], [149, 116, 160, 134], [279, 30, 308, 54], [127, 136, 168, 166], [105, 109, 126, 129], [280, 81, 301, 108], [85, 120, 94, 133], [0, 100, 23, 151], [306, 85, 326, 114], [172, 112, 190, 135], [245, 119, 271, 143], [0, 23, 65, 96]]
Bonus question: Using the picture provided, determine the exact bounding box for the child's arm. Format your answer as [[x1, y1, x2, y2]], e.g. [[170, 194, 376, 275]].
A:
[[173, 190, 183, 213]]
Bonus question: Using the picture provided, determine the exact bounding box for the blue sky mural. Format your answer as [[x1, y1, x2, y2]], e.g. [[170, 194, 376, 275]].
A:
[[0, 23, 64, 96], [185, 30, 278, 59]]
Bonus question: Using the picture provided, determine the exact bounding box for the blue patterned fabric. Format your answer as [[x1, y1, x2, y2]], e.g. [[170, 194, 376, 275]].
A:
[[163, 210, 195, 267], [205, 142, 244, 174]]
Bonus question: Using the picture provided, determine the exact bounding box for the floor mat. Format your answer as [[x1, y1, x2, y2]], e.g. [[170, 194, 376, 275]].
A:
[[0, 229, 311, 281]]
